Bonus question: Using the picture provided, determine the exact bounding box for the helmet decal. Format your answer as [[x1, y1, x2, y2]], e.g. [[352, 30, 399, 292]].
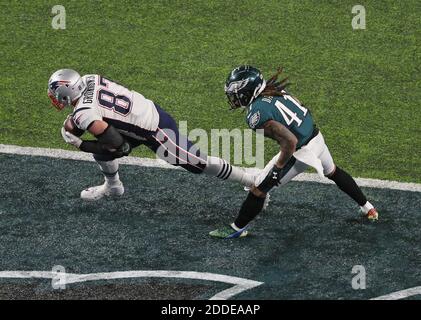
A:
[[49, 80, 71, 92], [225, 78, 250, 93]]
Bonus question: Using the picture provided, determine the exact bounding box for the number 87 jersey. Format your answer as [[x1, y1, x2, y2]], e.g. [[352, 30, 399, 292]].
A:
[[72, 74, 160, 136], [246, 91, 315, 149]]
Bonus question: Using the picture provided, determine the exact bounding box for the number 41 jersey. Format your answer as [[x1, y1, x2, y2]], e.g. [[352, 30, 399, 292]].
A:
[[72, 74, 160, 137], [246, 92, 315, 149]]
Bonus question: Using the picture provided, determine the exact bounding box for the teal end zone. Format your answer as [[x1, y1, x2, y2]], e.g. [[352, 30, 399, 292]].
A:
[[0, 154, 420, 299]]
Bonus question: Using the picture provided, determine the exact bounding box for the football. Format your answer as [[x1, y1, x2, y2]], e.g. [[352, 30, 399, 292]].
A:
[[64, 116, 85, 137]]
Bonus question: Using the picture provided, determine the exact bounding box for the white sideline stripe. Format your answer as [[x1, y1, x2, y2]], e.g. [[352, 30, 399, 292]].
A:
[[0, 270, 263, 300], [0, 144, 175, 169], [1, 144, 420, 192], [371, 286, 421, 300]]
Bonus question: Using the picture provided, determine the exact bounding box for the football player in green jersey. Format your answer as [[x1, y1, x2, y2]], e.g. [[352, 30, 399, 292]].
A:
[[210, 65, 379, 239]]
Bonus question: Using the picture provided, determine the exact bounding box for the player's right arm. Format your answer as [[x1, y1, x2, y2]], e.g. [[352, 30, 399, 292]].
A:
[[62, 110, 131, 158], [250, 120, 297, 197], [260, 120, 297, 169], [79, 120, 131, 157]]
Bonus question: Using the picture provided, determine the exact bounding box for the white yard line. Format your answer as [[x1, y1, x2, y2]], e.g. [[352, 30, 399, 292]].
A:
[[371, 286, 421, 300], [1, 144, 420, 192], [0, 270, 263, 300], [2, 269, 420, 300]]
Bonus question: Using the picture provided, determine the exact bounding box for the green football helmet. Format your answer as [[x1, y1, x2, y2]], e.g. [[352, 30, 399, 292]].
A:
[[224, 65, 266, 109]]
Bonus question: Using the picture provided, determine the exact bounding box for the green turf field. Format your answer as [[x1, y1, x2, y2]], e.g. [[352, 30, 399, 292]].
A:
[[0, 0, 420, 182]]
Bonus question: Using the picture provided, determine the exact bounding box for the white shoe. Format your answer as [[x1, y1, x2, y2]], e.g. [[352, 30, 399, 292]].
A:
[[81, 181, 124, 201]]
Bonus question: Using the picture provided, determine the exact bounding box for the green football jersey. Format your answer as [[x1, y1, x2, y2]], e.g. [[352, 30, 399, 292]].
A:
[[246, 93, 315, 148]]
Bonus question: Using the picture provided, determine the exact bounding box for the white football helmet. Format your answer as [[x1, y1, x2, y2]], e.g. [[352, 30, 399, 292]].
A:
[[48, 69, 86, 110]]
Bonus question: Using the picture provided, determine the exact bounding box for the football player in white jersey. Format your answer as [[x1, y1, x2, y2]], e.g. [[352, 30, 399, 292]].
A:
[[48, 69, 256, 200]]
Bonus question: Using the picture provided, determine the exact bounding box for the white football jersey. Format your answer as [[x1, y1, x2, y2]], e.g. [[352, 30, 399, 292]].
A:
[[72, 74, 159, 139]]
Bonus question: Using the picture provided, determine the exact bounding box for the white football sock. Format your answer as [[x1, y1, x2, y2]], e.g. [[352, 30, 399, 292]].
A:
[[360, 201, 374, 214], [203, 156, 255, 187], [96, 160, 121, 186]]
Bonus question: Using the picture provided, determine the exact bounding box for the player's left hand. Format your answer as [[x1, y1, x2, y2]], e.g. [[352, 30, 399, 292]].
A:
[[61, 127, 82, 148]]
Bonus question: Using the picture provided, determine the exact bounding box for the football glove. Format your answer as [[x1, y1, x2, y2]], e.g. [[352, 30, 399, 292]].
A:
[[61, 127, 82, 148]]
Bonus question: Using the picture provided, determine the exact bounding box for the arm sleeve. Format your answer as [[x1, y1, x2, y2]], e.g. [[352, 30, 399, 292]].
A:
[[79, 125, 132, 157], [79, 140, 132, 158]]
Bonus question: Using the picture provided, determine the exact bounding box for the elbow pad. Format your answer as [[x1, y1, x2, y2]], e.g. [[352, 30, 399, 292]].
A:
[[96, 125, 132, 158], [95, 125, 125, 151]]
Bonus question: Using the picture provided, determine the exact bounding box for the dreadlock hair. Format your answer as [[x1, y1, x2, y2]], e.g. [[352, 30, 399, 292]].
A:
[[260, 67, 290, 97]]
